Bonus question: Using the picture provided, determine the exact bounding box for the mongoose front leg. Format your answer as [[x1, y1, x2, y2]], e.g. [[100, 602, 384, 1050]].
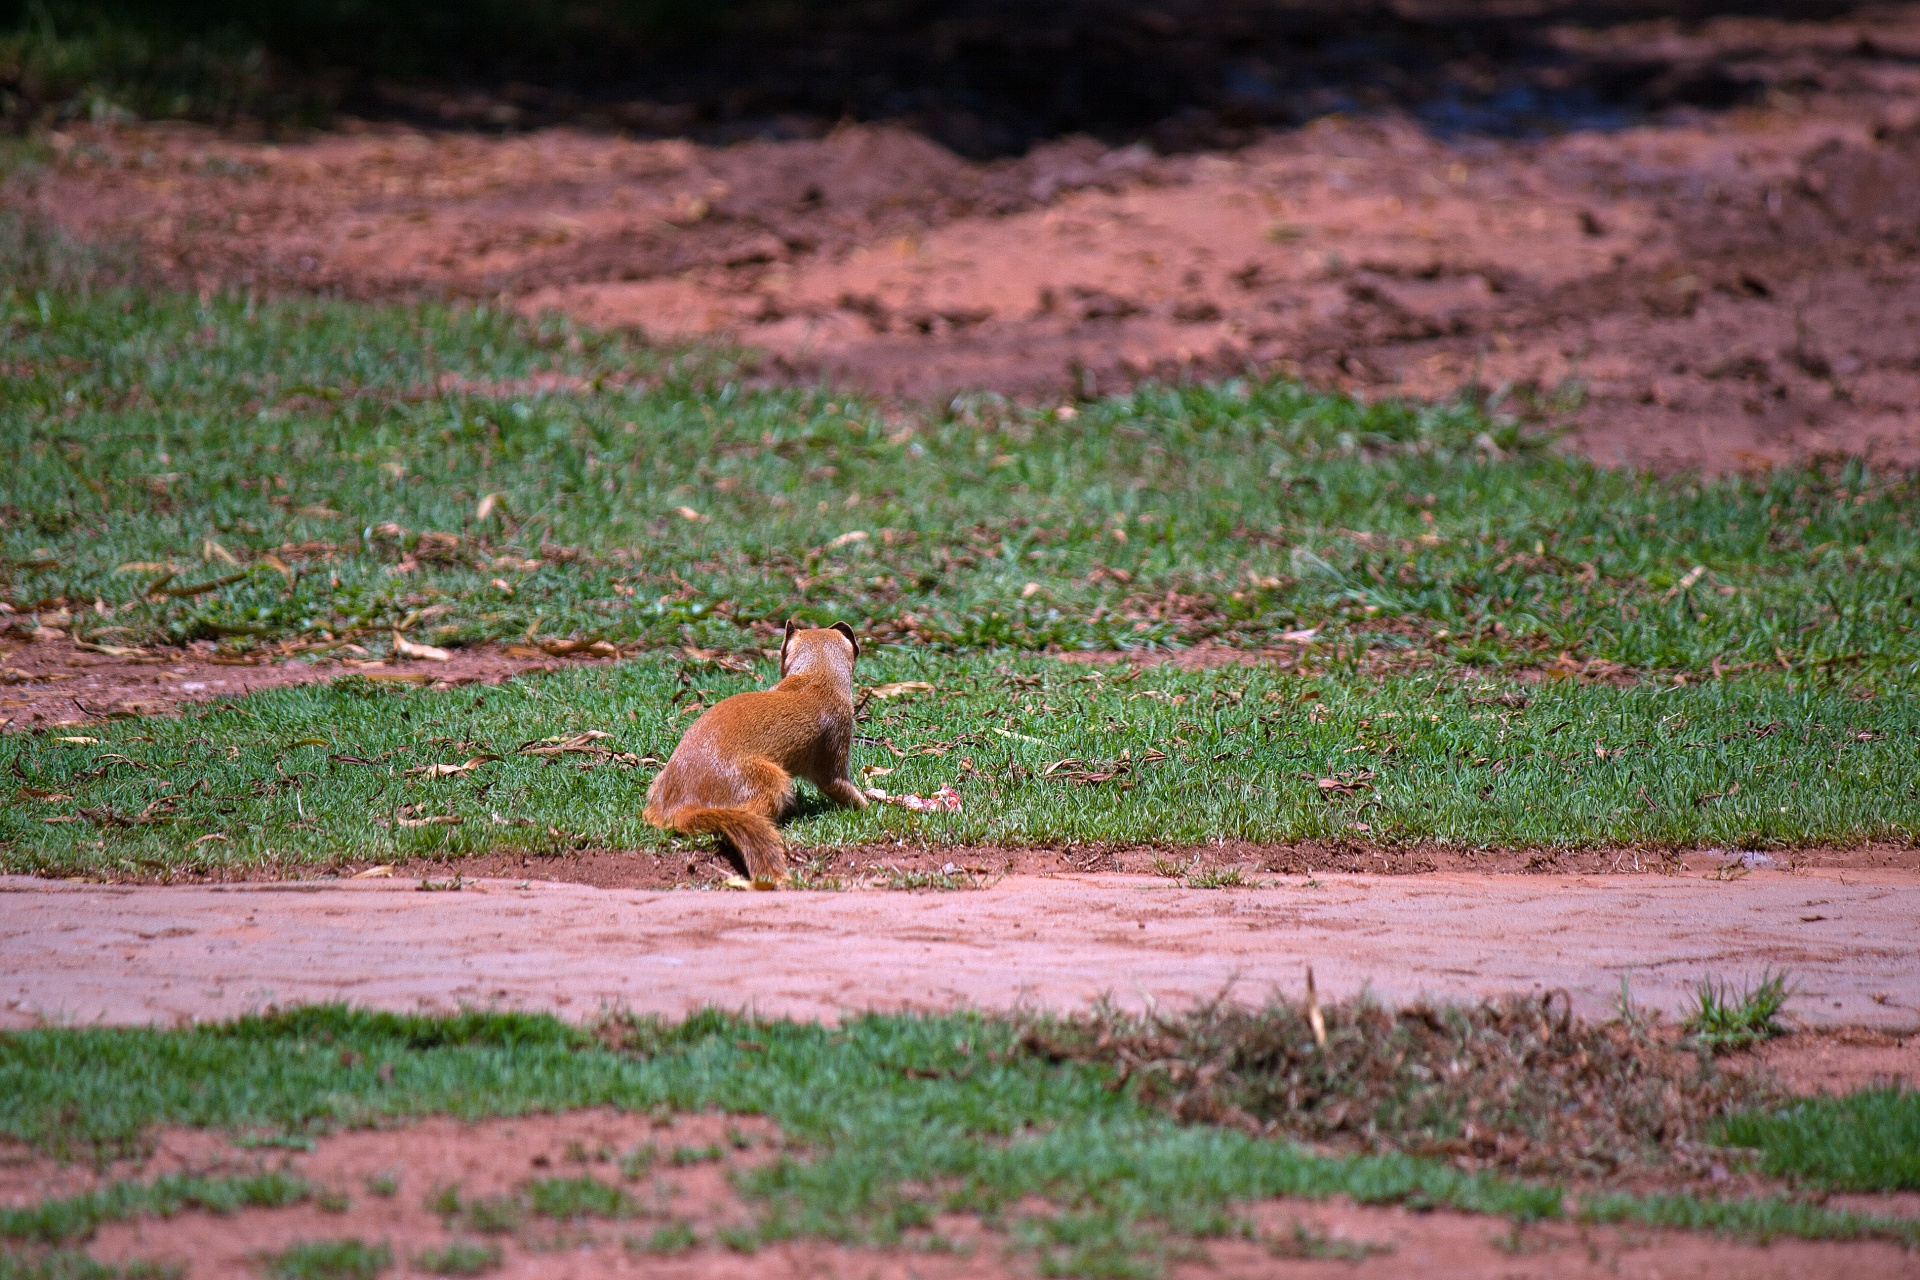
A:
[[822, 776, 868, 809]]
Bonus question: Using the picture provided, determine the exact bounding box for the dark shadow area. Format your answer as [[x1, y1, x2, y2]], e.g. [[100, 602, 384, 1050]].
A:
[[0, 0, 1886, 153]]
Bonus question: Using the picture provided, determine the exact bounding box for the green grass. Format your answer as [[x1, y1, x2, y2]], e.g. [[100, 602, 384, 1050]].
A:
[[0, 1172, 311, 1245], [2, 270, 1914, 676], [2, 1004, 1916, 1280], [1718, 1090, 1920, 1192], [1684, 971, 1792, 1052], [0, 1255, 178, 1280], [525, 1175, 635, 1221], [628, 1220, 698, 1254], [1, 257, 1915, 872], [1, 650, 1913, 878], [409, 1242, 500, 1277], [258, 1240, 390, 1280]]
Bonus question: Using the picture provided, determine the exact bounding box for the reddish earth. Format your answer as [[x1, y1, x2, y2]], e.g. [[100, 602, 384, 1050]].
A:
[[6, 868, 1917, 1031], [0, 635, 626, 731], [12, 7, 1920, 472], [0, 1109, 1903, 1279]]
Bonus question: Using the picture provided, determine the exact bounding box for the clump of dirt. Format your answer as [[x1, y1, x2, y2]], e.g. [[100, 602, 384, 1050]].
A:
[[1019, 992, 1773, 1183]]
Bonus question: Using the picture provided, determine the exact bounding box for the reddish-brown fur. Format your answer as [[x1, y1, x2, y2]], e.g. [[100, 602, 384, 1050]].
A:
[[643, 621, 867, 882]]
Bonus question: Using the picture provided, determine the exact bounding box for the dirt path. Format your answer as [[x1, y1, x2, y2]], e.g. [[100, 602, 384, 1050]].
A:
[[6, 868, 1916, 1032], [12, 7, 1920, 471]]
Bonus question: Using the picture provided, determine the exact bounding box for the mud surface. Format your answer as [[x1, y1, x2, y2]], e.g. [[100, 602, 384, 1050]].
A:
[[11, 7, 1920, 471], [0, 1111, 1903, 1279], [5, 868, 1916, 1031]]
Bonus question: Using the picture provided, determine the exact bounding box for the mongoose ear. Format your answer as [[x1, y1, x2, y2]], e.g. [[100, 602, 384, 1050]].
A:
[[780, 618, 797, 675], [831, 621, 860, 659]]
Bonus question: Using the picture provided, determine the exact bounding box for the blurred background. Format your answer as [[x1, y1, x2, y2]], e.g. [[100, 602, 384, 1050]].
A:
[[0, 0, 1857, 147], [4, 1, 1916, 471]]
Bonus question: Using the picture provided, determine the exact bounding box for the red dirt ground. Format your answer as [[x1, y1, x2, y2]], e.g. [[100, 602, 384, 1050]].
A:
[[9, 8, 1920, 472], [7, 868, 1917, 1031], [0, 635, 624, 731]]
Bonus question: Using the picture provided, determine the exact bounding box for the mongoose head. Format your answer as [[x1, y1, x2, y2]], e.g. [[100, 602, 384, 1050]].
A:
[[780, 619, 859, 679]]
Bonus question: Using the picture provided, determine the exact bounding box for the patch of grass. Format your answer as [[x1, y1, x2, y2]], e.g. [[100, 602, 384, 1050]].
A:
[[1716, 1089, 1920, 1192], [259, 1240, 390, 1280], [1264, 1221, 1393, 1260], [627, 1220, 698, 1254], [3, 278, 1914, 680], [0, 1254, 180, 1280], [617, 1144, 656, 1179], [1184, 865, 1254, 889], [0, 1172, 310, 1245], [3, 273, 1916, 870], [667, 1143, 724, 1166], [409, 1241, 501, 1277], [1578, 1189, 1920, 1245], [428, 1189, 522, 1237], [362, 1172, 398, 1198], [3, 652, 1916, 879], [4, 1005, 1915, 1279], [526, 1174, 635, 1220], [1684, 971, 1791, 1052]]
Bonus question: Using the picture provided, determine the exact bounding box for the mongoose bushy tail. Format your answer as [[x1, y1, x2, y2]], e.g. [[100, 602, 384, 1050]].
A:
[[668, 805, 787, 881]]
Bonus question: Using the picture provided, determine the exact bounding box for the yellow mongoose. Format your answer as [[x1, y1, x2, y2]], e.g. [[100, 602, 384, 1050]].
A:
[[643, 621, 866, 881]]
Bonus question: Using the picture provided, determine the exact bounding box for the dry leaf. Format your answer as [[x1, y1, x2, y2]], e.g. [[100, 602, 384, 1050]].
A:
[[540, 638, 620, 658], [866, 681, 933, 699], [202, 538, 239, 565], [518, 730, 615, 757], [406, 754, 499, 778], [75, 641, 146, 657], [672, 505, 703, 521], [396, 814, 462, 828], [1280, 628, 1320, 643], [827, 530, 869, 549], [55, 736, 99, 745], [392, 633, 452, 662], [352, 864, 396, 878], [476, 492, 510, 520], [192, 833, 229, 847], [683, 645, 756, 673]]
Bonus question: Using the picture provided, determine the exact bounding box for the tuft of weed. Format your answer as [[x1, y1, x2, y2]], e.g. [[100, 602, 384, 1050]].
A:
[[427, 1188, 523, 1237], [627, 1220, 698, 1254], [410, 1241, 501, 1277], [1264, 1222, 1393, 1260], [1684, 971, 1791, 1052], [259, 1239, 390, 1280], [526, 1175, 635, 1221]]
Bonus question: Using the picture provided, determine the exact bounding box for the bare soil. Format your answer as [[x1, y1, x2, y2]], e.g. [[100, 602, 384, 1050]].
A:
[[0, 1108, 1910, 1279], [0, 635, 623, 732], [7, 869, 1916, 1031], [11, 7, 1920, 472]]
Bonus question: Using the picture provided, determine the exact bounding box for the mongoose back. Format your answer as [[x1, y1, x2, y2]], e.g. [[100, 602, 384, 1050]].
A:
[[643, 620, 867, 881]]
